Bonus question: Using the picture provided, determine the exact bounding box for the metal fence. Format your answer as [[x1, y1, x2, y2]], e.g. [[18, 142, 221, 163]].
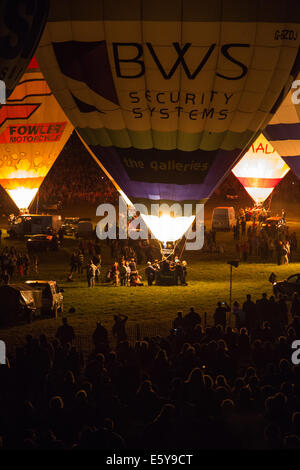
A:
[[5, 321, 174, 362]]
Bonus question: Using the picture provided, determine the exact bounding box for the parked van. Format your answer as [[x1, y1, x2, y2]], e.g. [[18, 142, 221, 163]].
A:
[[212, 207, 236, 231], [76, 220, 94, 239], [0, 284, 42, 325], [25, 280, 64, 317]]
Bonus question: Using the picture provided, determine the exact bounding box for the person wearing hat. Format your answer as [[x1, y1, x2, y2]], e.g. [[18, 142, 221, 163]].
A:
[[145, 261, 156, 286]]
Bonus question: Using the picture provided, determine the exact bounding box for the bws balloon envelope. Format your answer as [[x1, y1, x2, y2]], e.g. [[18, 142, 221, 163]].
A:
[[36, 0, 300, 242]]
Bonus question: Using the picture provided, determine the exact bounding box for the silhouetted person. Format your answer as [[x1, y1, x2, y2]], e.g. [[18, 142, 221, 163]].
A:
[[243, 294, 258, 331], [92, 321, 108, 351], [173, 311, 184, 330], [256, 293, 270, 325], [55, 317, 75, 347], [291, 293, 300, 317], [278, 294, 289, 328], [183, 307, 201, 330], [112, 314, 128, 343], [214, 302, 230, 330]]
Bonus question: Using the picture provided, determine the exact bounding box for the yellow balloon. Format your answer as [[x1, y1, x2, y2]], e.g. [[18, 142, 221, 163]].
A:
[[0, 57, 73, 209]]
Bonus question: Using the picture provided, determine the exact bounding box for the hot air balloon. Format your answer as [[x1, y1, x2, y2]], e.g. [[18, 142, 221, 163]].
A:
[[264, 72, 300, 180], [232, 134, 290, 205], [0, 56, 73, 210], [35, 0, 300, 246], [0, 0, 49, 98]]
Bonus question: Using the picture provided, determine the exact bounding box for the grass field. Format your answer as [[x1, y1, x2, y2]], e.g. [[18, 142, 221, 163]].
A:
[[1, 208, 300, 352]]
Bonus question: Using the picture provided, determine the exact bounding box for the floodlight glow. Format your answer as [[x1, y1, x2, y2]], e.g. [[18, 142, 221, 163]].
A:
[[141, 214, 195, 243], [242, 187, 274, 204]]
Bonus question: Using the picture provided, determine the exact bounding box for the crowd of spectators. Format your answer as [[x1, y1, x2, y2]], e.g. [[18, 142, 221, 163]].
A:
[[39, 135, 118, 208], [1, 293, 300, 449], [0, 246, 37, 285], [202, 207, 298, 264]]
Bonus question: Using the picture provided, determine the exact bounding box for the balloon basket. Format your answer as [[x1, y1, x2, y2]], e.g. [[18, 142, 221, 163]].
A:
[[160, 241, 175, 257]]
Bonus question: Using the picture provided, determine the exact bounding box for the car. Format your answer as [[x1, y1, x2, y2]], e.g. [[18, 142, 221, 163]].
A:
[[41, 201, 62, 212], [26, 234, 60, 252], [25, 280, 63, 317], [261, 217, 286, 235], [61, 217, 79, 236], [273, 273, 300, 297]]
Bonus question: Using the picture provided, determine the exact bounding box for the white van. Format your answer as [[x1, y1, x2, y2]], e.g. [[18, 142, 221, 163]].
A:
[[212, 207, 236, 231]]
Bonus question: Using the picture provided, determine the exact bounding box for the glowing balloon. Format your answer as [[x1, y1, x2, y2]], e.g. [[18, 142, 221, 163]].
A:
[[264, 72, 300, 180], [0, 0, 49, 98], [36, 0, 300, 242], [232, 134, 289, 204], [0, 57, 73, 209]]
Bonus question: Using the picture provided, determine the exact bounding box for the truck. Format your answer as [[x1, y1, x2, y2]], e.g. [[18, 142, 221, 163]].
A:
[[0, 284, 43, 326], [212, 207, 236, 231], [8, 214, 62, 238]]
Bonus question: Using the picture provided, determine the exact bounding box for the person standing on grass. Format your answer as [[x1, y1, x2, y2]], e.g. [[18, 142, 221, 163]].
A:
[[125, 261, 131, 286], [111, 261, 120, 286], [112, 314, 128, 343], [87, 259, 97, 288], [92, 321, 109, 351], [145, 261, 156, 286], [214, 301, 230, 330], [78, 250, 84, 274], [184, 306, 201, 330], [93, 253, 101, 282], [69, 250, 78, 278], [242, 240, 249, 262], [232, 301, 245, 330], [119, 260, 127, 286], [275, 239, 282, 266], [269, 272, 277, 285], [243, 294, 258, 331], [55, 317, 75, 347], [241, 218, 246, 238], [182, 261, 188, 285]]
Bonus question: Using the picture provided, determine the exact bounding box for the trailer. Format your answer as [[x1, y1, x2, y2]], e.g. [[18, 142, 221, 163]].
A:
[[8, 214, 62, 238]]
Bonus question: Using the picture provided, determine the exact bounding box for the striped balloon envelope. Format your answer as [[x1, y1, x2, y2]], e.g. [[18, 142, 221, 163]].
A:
[[264, 72, 300, 180], [0, 57, 73, 209], [232, 134, 290, 204], [35, 0, 300, 242]]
